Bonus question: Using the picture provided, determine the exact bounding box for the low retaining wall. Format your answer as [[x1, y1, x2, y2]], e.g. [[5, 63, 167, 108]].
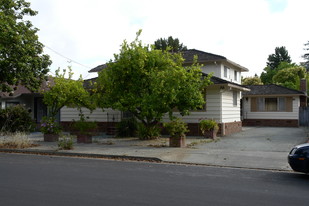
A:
[[242, 119, 299, 127]]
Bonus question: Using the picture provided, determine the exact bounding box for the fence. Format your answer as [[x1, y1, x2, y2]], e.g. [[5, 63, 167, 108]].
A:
[[299, 107, 309, 126]]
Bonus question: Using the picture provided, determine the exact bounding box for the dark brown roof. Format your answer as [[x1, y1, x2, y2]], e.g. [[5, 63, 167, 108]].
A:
[[181, 49, 227, 64], [202, 73, 249, 91], [0, 77, 54, 98], [243, 84, 306, 96], [88, 49, 248, 73], [89, 63, 108, 73]]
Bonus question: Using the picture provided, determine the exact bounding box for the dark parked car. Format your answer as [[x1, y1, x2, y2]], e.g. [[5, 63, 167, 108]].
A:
[[288, 143, 309, 173]]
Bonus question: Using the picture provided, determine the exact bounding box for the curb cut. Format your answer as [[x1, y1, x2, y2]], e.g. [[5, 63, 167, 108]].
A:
[[0, 149, 163, 163]]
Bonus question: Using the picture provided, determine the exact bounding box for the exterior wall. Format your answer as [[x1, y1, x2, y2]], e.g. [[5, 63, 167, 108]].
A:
[[201, 63, 220, 77], [221, 89, 241, 123], [161, 87, 222, 124], [60, 107, 122, 122], [220, 64, 242, 85], [242, 96, 300, 127], [201, 63, 242, 85]]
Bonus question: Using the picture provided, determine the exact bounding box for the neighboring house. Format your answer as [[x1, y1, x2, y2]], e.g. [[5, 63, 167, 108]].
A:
[[60, 49, 250, 136], [242, 82, 307, 127], [0, 83, 48, 124]]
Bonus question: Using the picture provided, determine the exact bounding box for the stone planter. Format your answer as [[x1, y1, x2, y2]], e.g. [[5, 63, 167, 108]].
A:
[[169, 136, 186, 147], [44, 133, 59, 142], [203, 129, 218, 139], [76, 133, 92, 143]]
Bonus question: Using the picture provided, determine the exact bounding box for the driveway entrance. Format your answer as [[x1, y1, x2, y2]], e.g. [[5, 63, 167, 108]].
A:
[[182, 127, 308, 170]]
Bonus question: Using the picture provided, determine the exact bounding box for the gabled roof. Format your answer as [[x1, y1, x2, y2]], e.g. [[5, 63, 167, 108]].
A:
[[182, 49, 249, 72], [243, 84, 306, 96], [203, 73, 250, 92], [181, 49, 226, 63], [88, 49, 249, 73]]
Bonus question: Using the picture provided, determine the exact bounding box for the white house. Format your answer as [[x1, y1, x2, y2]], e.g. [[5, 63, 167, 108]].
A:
[[60, 49, 250, 136]]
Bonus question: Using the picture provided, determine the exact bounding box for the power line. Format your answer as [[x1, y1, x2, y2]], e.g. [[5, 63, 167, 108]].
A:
[[44, 45, 91, 69]]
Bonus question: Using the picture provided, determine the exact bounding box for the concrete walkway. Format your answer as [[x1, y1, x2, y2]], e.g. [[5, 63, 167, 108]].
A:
[[1, 127, 308, 171]]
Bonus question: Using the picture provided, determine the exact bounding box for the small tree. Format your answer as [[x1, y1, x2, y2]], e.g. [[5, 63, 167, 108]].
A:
[[96, 31, 212, 139], [42, 67, 95, 117]]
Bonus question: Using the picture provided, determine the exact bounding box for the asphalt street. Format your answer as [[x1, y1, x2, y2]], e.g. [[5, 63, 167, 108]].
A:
[[1, 153, 309, 206]]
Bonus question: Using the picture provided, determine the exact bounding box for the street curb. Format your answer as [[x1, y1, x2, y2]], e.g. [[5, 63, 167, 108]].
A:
[[0, 149, 294, 172], [0, 149, 163, 163]]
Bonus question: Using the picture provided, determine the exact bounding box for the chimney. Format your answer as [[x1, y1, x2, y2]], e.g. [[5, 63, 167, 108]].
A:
[[300, 78, 307, 94]]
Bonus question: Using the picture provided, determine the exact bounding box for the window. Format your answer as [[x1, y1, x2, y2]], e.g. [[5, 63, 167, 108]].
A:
[[252, 97, 290, 112], [6, 102, 19, 108], [224, 66, 229, 78], [233, 91, 237, 106], [234, 71, 238, 81]]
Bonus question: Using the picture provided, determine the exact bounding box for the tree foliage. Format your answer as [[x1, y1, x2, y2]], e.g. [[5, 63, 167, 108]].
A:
[[42, 67, 95, 117], [267, 46, 291, 70], [154, 36, 187, 52], [272, 66, 306, 90], [96, 31, 212, 139], [261, 46, 293, 85], [0, 0, 51, 92], [302, 41, 309, 70], [242, 75, 263, 85]]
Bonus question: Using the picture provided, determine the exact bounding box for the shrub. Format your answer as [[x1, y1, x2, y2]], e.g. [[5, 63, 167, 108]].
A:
[[116, 117, 138, 137], [0, 133, 37, 149], [0, 105, 35, 133], [40, 116, 61, 134], [199, 119, 219, 135], [137, 124, 161, 140], [72, 110, 97, 135], [164, 118, 188, 138], [72, 120, 97, 135], [58, 135, 74, 150]]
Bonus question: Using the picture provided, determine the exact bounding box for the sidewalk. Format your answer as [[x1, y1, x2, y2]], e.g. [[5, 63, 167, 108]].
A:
[[1, 127, 308, 171]]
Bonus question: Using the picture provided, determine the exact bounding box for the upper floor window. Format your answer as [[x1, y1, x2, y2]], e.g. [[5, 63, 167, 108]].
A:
[[224, 66, 229, 78], [234, 71, 238, 81]]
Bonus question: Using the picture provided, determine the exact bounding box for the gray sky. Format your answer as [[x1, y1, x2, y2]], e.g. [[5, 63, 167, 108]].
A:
[[28, 0, 309, 79]]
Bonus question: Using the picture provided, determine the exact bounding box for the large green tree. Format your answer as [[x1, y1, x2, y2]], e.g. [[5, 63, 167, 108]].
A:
[[96, 31, 212, 139], [0, 0, 51, 93], [154, 36, 187, 52], [261, 47, 292, 84]]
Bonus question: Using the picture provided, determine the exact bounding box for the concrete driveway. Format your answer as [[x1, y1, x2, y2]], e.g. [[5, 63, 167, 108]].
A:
[[179, 127, 309, 171]]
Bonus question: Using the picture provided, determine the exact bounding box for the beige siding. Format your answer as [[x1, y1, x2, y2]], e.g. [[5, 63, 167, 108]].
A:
[[60, 107, 122, 122], [242, 96, 299, 120]]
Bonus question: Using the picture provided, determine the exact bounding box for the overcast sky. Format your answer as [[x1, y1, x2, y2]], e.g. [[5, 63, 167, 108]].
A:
[[28, 0, 309, 80]]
